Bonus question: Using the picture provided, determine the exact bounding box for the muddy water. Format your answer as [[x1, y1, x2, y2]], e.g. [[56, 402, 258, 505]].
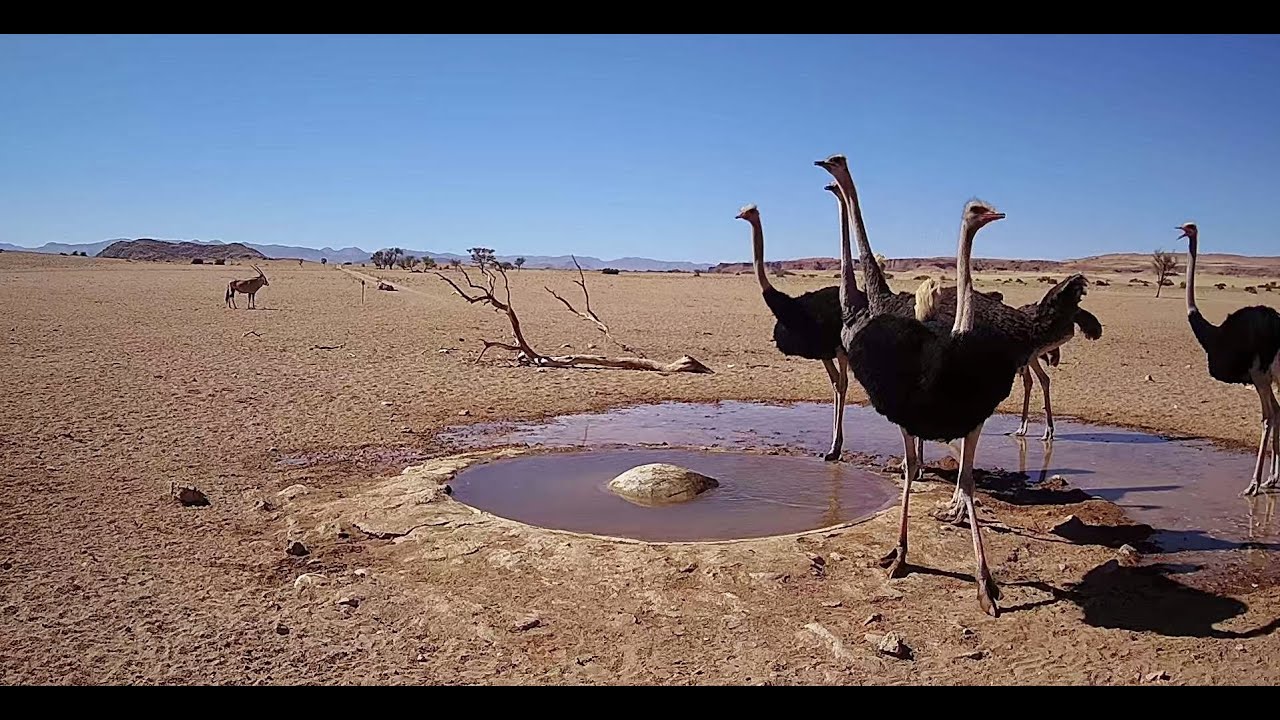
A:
[[442, 401, 1280, 583], [449, 448, 899, 542]]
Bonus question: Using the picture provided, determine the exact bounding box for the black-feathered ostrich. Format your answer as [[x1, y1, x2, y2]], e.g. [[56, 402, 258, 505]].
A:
[[1179, 222, 1280, 495], [819, 154, 1089, 616], [1012, 306, 1103, 439], [735, 191, 867, 461], [915, 283, 1104, 441]]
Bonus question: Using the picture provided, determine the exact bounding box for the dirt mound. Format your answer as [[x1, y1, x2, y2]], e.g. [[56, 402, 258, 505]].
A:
[[96, 239, 265, 262]]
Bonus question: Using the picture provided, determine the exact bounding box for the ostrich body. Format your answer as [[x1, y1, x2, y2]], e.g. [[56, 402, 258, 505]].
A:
[[1180, 222, 1280, 495], [736, 202, 866, 461], [1012, 306, 1103, 439], [819, 154, 1089, 616]]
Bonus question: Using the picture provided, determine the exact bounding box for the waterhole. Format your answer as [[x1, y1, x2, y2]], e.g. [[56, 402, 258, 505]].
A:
[[442, 401, 1280, 586]]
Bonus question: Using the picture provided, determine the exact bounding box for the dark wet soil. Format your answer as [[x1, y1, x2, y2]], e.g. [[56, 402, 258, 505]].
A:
[[449, 448, 899, 542], [440, 400, 1280, 588]]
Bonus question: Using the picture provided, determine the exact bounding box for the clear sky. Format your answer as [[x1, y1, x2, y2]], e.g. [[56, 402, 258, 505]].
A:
[[2, 34, 1278, 262]]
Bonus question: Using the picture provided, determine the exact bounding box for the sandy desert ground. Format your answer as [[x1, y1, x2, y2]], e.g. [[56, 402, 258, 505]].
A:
[[3, 251, 1280, 685]]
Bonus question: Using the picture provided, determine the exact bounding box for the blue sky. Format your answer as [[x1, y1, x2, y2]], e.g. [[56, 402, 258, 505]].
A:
[[2, 35, 1278, 262]]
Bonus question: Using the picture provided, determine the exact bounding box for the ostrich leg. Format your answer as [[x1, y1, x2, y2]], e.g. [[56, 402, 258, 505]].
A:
[[820, 352, 849, 462], [1261, 386, 1279, 489], [958, 424, 1000, 616], [914, 436, 925, 480], [879, 428, 919, 578], [1030, 357, 1055, 440], [1243, 376, 1276, 496], [1014, 366, 1033, 436]]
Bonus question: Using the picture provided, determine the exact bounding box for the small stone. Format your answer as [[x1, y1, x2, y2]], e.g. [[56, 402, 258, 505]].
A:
[[175, 486, 210, 507], [441, 483, 453, 495], [512, 613, 542, 632], [277, 484, 310, 500], [574, 654, 596, 666], [1235, 644, 1246, 652], [863, 613, 881, 625], [336, 596, 360, 609], [1143, 670, 1169, 683], [1144, 374, 1155, 382], [821, 600, 843, 608], [829, 552, 847, 562], [268, 446, 279, 453], [293, 573, 328, 590], [285, 540, 310, 557], [381, 401, 393, 406], [1117, 544, 1141, 567], [807, 553, 825, 567], [401, 426, 413, 433], [458, 410, 470, 417], [955, 649, 986, 660], [438, 348, 451, 354], [353, 568, 370, 577], [275, 623, 290, 636], [679, 562, 698, 573], [866, 631, 911, 660]]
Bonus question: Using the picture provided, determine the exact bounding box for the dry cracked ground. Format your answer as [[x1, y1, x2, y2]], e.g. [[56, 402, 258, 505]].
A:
[[3, 252, 1280, 685]]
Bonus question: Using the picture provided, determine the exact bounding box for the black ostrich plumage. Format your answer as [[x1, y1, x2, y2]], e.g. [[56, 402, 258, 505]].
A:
[[844, 275, 1090, 442], [763, 285, 864, 361], [1191, 304, 1280, 385]]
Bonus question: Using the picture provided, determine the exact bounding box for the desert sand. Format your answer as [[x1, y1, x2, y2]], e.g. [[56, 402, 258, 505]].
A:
[[3, 251, 1280, 685]]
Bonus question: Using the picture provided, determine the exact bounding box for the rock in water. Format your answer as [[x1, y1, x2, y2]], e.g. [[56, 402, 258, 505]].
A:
[[607, 463, 719, 506]]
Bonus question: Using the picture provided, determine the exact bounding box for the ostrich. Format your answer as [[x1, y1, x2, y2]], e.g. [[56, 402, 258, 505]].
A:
[[1012, 306, 1103, 439], [736, 193, 866, 461], [1179, 222, 1280, 495], [819, 154, 1089, 616]]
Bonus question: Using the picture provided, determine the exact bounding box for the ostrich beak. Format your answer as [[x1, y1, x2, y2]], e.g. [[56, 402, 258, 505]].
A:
[[1176, 228, 1188, 239], [814, 159, 831, 169], [984, 212, 1006, 222]]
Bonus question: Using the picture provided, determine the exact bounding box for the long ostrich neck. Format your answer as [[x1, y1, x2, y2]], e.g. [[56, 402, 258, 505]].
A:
[[835, 192, 859, 315], [952, 220, 980, 335], [838, 173, 889, 314], [1185, 235, 1200, 316], [749, 216, 773, 293]]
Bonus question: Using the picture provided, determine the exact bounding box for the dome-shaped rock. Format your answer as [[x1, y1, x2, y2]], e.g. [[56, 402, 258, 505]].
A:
[[607, 463, 719, 506]]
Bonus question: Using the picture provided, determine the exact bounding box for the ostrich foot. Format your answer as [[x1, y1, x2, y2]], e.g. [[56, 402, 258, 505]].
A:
[[932, 488, 969, 525], [878, 546, 909, 578], [978, 570, 1001, 617], [822, 448, 841, 462], [1012, 423, 1028, 437], [1041, 426, 1055, 441], [1242, 481, 1263, 497]]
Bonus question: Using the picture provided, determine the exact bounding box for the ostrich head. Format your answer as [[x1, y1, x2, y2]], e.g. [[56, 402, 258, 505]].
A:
[[823, 183, 840, 197], [963, 200, 1005, 229], [1177, 222, 1198, 240], [735, 204, 759, 222]]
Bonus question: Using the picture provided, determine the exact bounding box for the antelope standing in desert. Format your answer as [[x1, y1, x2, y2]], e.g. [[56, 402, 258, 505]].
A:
[[226, 265, 269, 309]]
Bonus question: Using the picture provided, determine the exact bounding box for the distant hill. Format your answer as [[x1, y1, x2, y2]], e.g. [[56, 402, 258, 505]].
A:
[[2, 238, 707, 271], [97, 239, 266, 262]]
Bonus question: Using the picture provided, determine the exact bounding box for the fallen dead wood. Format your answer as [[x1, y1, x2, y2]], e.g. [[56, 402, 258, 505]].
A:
[[436, 249, 711, 374], [311, 342, 346, 350]]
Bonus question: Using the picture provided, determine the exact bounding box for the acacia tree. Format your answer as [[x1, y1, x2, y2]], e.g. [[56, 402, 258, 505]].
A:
[[515, 257, 526, 272], [1152, 249, 1178, 297]]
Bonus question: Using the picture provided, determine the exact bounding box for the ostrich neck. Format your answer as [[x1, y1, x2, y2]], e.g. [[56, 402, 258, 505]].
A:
[[749, 218, 773, 293], [836, 194, 859, 315], [1185, 237, 1200, 316], [838, 172, 889, 313], [952, 222, 980, 335]]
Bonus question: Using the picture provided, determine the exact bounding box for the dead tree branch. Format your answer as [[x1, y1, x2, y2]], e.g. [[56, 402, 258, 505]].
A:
[[435, 254, 711, 374], [544, 255, 644, 357]]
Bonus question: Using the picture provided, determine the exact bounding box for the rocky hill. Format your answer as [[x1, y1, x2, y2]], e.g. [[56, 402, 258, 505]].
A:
[[96, 239, 266, 262]]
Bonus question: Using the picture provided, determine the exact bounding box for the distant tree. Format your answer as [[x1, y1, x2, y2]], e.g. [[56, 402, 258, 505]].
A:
[[1151, 249, 1179, 297], [499, 261, 514, 271], [421, 256, 437, 270], [448, 258, 462, 269], [515, 257, 526, 272], [467, 247, 496, 268]]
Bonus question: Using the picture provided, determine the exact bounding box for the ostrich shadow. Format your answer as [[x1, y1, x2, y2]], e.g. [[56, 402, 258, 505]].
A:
[[1010, 561, 1280, 638]]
